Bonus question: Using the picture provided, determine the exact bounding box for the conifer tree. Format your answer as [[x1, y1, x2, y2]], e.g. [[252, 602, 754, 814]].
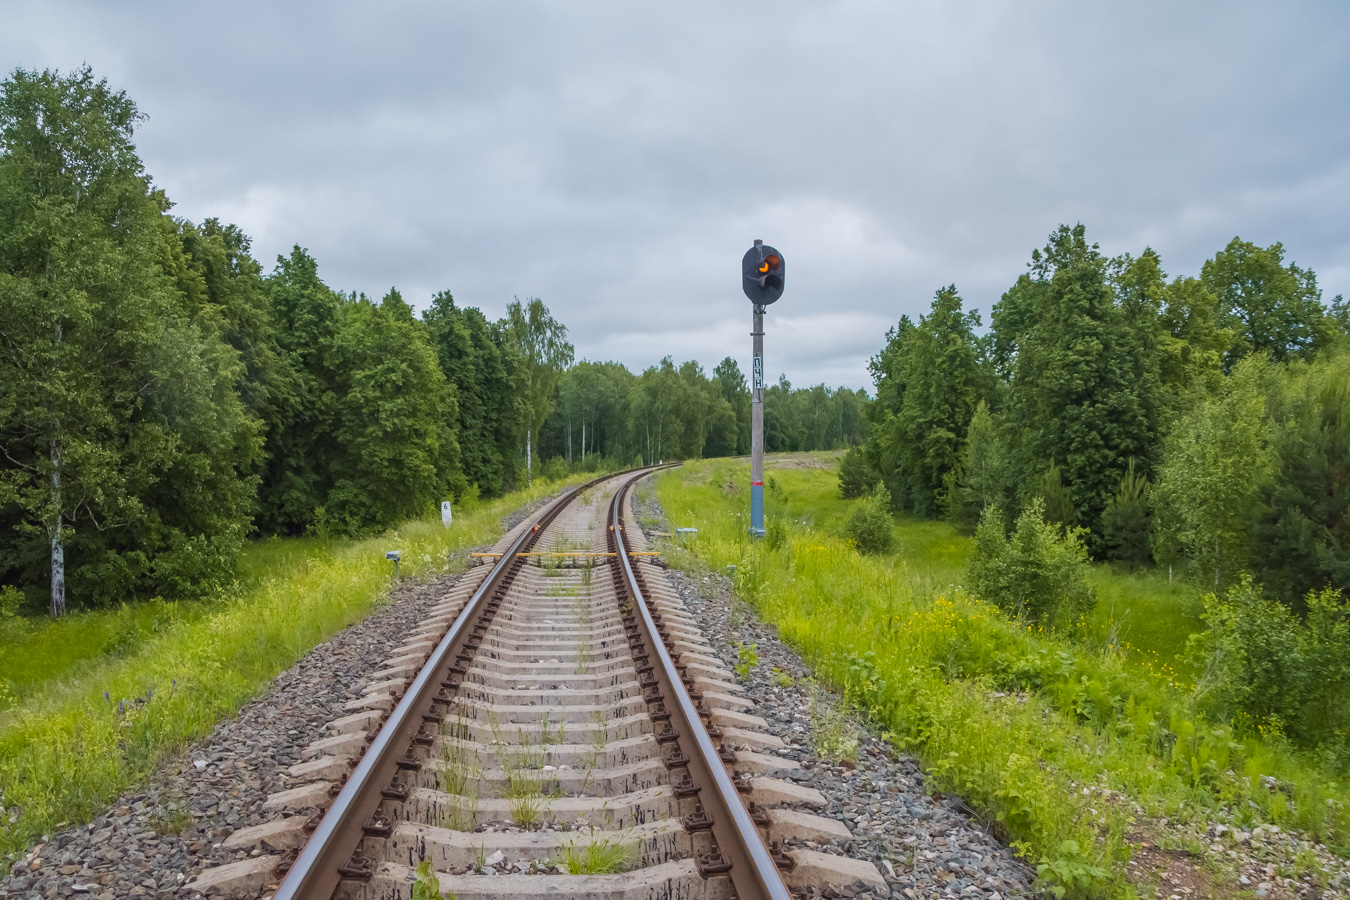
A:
[[1101, 458, 1151, 572], [1040, 461, 1075, 529]]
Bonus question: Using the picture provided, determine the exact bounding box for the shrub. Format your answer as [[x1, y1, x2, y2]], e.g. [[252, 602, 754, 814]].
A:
[[1100, 459, 1151, 572], [542, 456, 569, 482], [846, 485, 895, 555], [838, 446, 878, 499], [1192, 577, 1350, 752], [968, 499, 1095, 627]]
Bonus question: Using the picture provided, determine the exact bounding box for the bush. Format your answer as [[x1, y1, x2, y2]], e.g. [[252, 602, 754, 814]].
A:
[[846, 485, 895, 555], [838, 446, 878, 499], [1192, 577, 1350, 752], [542, 456, 569, 482], [968, 498, 1095, 627]]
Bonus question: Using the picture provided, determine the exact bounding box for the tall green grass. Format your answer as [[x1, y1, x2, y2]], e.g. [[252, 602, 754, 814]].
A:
[[0, 476, 585, 866], [655, 458, 1350, 897]]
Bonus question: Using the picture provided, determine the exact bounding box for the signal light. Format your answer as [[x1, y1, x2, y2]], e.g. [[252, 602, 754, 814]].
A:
[[742, 244, 785, 304]]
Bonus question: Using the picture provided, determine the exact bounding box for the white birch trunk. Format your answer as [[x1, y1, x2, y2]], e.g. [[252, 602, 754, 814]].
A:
[[526, 429, 533, 485], [581, 419, 586, 463], [49, 440, 66, 618]]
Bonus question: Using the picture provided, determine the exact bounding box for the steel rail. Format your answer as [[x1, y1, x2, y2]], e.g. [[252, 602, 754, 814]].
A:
[[273, 471, 622, 900], [610, 474, 793, 900]]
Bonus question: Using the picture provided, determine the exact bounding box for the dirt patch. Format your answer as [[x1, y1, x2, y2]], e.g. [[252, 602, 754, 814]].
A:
[[765, 452, 842, 471], [1128, 839, 1225, 900]]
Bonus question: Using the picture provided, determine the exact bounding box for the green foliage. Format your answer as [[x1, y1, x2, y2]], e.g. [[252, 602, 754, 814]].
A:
[[0, 66, 260, 612], [1255, 349, 1350, 601], [1152, 357, 1274, 587], [1036, 840, 1111, 899], [505, 296, 574, 482], [996, 225, 1158, 543], [0, 585, 22, 617], [712, 356, 752, 454], [1201, 237, 1331, 368], [837, 445, 877, 499], [968, 499, 1095, 627], [656, 459, 1350, 890], [867, 287, 985, 515], [1191, 576, 1350, 753], [943, 399, 1015, 532], [541, 456, 568, 482], [733, 641, 759, 680], [1039, 462, 1076, 528], [423, 290, 524, 497], [411, 860, 453, 900], [1100, 459, 1150, 571], [318, 289, 461, 536], [845, 484, 895, 555]]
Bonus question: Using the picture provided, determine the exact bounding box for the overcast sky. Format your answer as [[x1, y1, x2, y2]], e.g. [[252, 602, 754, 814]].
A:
[[4, 2, 1347, 389]]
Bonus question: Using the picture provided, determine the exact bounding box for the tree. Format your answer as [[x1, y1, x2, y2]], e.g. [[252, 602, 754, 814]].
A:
[[846, 484, 895, 554], [319, 289, 460, 534], [998, 225, 1159, 543], [1100, 458, 1150, 572], [872, 286, 985, 516], [1040, 461, 1075, 529], [838, 446, 878, 499], [968, 498, 1096, 628], [0, 67, 258, 614], [1152, 357, 1274, 588], [1159, 276, 1229, 403], [1201, 237, 1330, 369], [944, 400, 1014, 532], [258, 246, 343, 533], [1254, 350, 1350, 603], [423, 291, 523, 496], [505, 297, 573, 483], [763, 375, 805, 452], [713, 356, 751, 454]]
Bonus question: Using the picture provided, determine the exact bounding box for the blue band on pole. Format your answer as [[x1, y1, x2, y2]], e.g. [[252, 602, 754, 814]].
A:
[[749, 483, 766, 537]]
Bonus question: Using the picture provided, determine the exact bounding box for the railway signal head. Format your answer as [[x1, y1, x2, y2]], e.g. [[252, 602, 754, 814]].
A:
[[742, 241, 785, 305]]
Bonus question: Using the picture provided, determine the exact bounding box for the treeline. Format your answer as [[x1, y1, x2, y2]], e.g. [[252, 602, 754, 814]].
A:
[[843, 223, 1350, 605], [0, 67, 862, 616], [535, 359, 867, 468]]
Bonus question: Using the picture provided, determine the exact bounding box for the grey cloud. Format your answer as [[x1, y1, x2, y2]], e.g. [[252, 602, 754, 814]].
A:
[[3, 1, 1347, 389]]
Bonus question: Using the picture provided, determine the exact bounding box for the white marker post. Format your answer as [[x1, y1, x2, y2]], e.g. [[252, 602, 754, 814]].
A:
[[441, 500, 453, 528]]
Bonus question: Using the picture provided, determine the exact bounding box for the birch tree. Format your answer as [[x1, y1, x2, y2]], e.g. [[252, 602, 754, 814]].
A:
[[504, 297, 572, 483]]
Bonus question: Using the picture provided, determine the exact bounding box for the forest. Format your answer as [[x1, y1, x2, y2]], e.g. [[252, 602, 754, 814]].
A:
[[841, 222, 1350, 756], [0, 67, 865, 617], [845, 223, 1348, 602]]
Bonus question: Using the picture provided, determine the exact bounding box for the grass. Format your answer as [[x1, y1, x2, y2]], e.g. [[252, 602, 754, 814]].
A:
[[555, 830, 636, 874], [654, 456, 1350, 898], [0, 474, 590, 867]]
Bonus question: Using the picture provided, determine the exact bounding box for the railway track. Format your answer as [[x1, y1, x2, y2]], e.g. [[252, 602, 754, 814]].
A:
[[194, 468, 884, 900]]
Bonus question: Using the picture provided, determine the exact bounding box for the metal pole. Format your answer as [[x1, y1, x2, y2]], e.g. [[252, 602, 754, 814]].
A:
[[750, 296, 766, 538]]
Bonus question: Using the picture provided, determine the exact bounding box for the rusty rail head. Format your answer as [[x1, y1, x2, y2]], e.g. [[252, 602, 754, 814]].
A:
[[611, 474, 792, 900], [272, 474, 612, 900]]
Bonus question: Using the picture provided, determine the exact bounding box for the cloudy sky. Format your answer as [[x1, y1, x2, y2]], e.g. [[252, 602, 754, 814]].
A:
[[4, 2, 1347, 389]]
